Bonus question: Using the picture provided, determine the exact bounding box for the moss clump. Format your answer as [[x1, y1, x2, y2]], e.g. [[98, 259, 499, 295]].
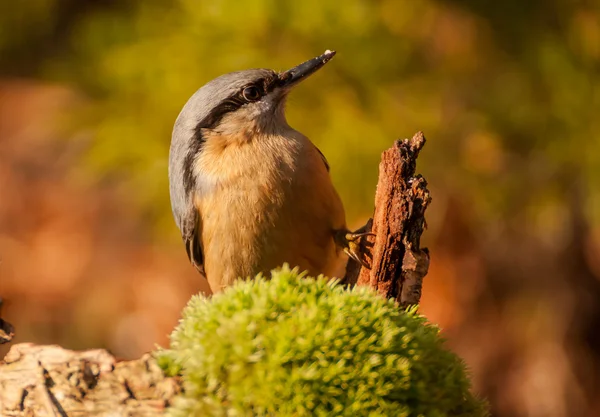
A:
[[157, 266, 488, 417]]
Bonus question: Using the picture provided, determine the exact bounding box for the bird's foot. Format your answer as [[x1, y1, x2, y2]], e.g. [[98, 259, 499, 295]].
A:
[[334, 225, 375, 268]]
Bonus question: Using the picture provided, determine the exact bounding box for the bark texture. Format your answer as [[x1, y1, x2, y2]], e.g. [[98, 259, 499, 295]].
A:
[[0, 344, 180, 416], [345, 132, 431, 306]]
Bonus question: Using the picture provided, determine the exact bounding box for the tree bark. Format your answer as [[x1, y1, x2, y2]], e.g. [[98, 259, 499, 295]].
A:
[[344, 132, 431, 307], [0, 133, 431, 415], [0, 344, 180, 416]]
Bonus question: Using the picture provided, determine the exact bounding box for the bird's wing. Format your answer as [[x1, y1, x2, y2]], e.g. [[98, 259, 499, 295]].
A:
[[181, 205, 204, 274], [314, 145, 330, 172]]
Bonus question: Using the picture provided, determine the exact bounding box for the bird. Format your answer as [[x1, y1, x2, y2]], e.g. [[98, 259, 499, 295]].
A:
[[169, 50, 370, 293]]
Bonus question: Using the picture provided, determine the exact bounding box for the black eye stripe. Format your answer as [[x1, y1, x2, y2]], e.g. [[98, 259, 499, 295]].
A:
[[195, 75, 278, 131], [242, 75, 281, 97], [264, 76, 280, 93]]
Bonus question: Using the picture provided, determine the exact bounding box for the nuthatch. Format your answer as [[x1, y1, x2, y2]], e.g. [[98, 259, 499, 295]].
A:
[[169, 50, 369, 293]]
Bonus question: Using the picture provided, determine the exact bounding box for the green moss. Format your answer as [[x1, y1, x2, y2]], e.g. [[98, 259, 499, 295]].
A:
[[157, 266, 488, 416]]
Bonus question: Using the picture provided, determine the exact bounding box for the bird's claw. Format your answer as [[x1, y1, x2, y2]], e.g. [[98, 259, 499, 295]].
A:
[[335, 229, 375, 268]]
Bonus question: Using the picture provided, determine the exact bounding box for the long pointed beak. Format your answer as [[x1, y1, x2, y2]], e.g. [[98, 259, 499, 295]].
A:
[[278, 50, 336, 88]]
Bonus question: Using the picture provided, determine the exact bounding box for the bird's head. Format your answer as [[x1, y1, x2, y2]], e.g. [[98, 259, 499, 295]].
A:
[[172, 50, 335, 144], [169, 50, 335, 203]]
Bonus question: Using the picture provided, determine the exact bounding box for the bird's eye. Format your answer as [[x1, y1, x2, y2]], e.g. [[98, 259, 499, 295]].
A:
[[242, 86, 261, 102]]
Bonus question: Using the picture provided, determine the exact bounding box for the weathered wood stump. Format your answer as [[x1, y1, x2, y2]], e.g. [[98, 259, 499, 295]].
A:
[[0, 344, 180, 416]]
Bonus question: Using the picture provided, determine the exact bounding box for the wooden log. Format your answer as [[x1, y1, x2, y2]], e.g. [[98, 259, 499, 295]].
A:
[[0, 343, 180, 416]]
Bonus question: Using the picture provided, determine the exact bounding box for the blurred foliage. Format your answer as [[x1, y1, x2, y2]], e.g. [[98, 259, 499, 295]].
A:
[[158, 266, 488, 416], [3, 0, 598, 239]]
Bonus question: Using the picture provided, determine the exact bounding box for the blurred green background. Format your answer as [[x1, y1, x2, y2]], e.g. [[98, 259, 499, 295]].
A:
[[1, 1, 599, 416]]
